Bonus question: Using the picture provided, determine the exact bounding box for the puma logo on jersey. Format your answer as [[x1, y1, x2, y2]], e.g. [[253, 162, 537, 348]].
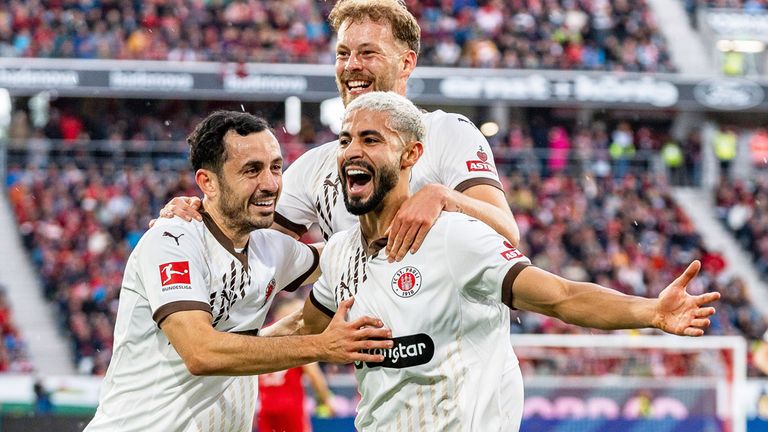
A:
[[355, 333, 435, 369], [456, 117, 477, 129], [163, 231, 184, 246]]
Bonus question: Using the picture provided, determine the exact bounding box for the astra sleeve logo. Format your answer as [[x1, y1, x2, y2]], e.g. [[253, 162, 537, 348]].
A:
[[159, 261, 191, 286], [500, 241, 524, 261], [466, 149, 495, 173]]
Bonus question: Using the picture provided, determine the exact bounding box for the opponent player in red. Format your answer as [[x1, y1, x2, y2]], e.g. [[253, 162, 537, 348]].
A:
[[257, 298, 335, 432]]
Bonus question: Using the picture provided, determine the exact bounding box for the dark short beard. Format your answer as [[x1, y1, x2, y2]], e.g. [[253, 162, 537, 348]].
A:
[[341, 163, 399, 216], [218, 177, 270, 235]]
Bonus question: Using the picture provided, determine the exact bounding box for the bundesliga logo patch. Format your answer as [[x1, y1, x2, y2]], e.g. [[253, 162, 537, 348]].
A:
[[391, 266, 422, 298], [159, 261, 191, 286]]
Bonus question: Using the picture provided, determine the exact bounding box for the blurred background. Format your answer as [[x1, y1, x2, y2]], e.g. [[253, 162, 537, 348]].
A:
[[1, 0, 768, 431]]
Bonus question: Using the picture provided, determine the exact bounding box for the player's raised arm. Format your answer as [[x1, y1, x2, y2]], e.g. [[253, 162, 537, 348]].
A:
[[385, 113, 519, 262], [510, 260, 721, 336], [161, 297, 392, 376], [386, 182, 519, 262]]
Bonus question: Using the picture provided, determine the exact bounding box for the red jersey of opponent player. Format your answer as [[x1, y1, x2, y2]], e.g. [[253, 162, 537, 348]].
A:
[[259, 367, 304, 426], [256, 298, 334, 432]]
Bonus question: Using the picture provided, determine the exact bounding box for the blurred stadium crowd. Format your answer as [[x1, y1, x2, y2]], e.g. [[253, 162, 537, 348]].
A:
[[0, 285, 29, 372], [716, 174, 768, 282], [2, 0, 676, 71]]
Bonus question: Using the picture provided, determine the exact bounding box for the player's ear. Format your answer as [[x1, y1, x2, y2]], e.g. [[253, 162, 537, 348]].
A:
[[400, 50, 417, 78], [401, 141, 423, 169], [195, 169, 219, 198]]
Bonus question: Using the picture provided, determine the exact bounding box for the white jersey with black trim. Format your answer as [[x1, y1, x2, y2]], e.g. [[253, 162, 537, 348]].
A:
[[310, 213, 530, 432], [276, 110, 502, 240], [85, 213, 318, 432]]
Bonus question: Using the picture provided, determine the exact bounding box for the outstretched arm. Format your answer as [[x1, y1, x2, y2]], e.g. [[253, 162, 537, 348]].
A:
[[511, 260, 720, 336], [386, 183, 519, 262], [162, 298, 392, 376]]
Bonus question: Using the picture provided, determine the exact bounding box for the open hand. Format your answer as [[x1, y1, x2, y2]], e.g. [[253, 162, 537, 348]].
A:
[[653, 260, 721, 336], [319, 298, 393, 363], [385, 184, 451, 262]]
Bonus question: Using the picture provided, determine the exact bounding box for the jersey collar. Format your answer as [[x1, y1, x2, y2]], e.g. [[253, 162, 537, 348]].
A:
[[199, 206, 250, 271], [360, 231, 388, 257]]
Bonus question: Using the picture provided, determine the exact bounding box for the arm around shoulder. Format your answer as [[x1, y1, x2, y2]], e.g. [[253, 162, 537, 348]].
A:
[[453, 183, 519, 247]]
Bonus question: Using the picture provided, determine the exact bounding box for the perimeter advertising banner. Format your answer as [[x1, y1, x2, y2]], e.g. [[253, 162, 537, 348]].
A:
[[1, 376, 766, 431], [1, 58, 768, 112]]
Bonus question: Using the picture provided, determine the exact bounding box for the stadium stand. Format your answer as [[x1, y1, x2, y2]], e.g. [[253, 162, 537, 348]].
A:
[[1, 0, 675, 71], [0, 284, 31, 372], [715, 173, 768, 282]]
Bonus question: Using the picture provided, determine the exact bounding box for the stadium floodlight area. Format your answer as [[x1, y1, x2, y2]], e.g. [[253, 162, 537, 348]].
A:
[[511, 334, 747, 432]]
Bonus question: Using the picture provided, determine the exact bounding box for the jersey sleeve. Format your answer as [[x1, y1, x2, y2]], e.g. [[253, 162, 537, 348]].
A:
[[134, 223, 211, 326], [443, 216, 530, 303], [274, 148, 321, 236], [309, 238, 340, 318], [264, 231, 320, 293], [430, 113, 503, 192], [309, 271, 336, 319]]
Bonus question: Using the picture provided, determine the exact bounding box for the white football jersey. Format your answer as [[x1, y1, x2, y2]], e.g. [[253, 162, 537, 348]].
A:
[[311, 213, 530, 431], [276, 110, 502, 239], [85, 213, 318, 432]]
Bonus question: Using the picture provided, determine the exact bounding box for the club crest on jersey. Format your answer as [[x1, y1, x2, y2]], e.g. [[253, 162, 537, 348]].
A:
[[262, 278, 276, 307], [391, 266, 422, 298], [159, 261, 191, 289], [500, 241, 523, 261]]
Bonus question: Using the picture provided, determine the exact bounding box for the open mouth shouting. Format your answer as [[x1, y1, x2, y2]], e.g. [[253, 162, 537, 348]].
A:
[[343, 164, 374, 198]]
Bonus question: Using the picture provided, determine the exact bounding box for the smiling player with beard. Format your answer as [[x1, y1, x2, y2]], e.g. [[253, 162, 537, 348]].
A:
[[299, 92, 721, 431]]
